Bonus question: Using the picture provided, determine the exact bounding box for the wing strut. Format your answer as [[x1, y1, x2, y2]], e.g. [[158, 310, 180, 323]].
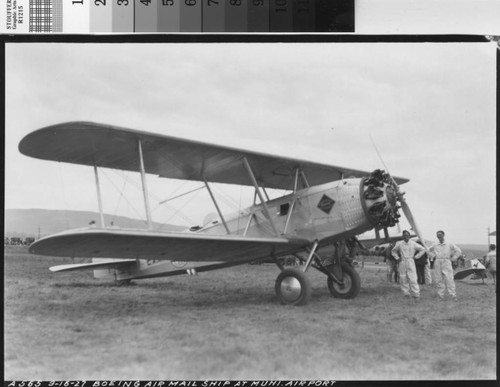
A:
[[243, 214, 254, 236], [303, 240, 319, 272], [242, 157, 280, 237], [283, 167, 301, 235], [300, 169, 310, 188], [204, 177, 230, 235], [283, 200, 296, 235], [93, 163, 105, 228], [138, 139, 153, 230]]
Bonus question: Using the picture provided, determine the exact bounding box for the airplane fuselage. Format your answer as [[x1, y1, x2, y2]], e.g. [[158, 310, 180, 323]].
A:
[[196, 176, 391, 247]]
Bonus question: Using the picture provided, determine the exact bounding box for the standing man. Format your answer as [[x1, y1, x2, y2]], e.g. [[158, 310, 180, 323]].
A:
[[392, 230, 426, 300], [484, 244, 496, 291], [424, 258, 433, 285], [414, 240, 428, 284], [428, 230, 462, 301], [384, 243, 399, 284]]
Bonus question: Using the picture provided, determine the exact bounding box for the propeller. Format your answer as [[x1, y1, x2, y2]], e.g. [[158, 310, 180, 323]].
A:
[[369, 135, 428, 250]]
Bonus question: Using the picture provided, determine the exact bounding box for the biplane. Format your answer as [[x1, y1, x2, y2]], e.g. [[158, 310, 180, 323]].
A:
[[19, 121, 423, 305]]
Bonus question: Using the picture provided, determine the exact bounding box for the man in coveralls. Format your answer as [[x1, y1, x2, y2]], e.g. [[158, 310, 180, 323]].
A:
[[428, 230, 462, 301], [485, 244, 496, 291], [392, 230, 426, 300]]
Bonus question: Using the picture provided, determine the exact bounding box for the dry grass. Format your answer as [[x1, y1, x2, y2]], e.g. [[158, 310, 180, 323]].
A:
[[4, 248, 497, 381]]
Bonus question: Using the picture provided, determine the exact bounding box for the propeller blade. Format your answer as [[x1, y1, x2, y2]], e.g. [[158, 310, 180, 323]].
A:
[[370, 134, 428, 250], [399, 199, 427, 251]]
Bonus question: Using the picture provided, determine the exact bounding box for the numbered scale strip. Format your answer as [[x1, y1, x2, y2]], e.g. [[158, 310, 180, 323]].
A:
[[2, 0, 354, 33]]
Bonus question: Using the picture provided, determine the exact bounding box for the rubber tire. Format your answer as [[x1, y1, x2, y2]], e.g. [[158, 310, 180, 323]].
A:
[[327, 263, 361, 299], [275, 268, 312, 306]]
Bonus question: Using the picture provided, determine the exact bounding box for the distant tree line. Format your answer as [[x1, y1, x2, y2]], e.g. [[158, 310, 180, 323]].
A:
[[4, 237, 35, 246]]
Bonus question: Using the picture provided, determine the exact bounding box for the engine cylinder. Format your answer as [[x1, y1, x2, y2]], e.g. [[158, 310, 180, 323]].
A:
[[360, 169, 401, 228]]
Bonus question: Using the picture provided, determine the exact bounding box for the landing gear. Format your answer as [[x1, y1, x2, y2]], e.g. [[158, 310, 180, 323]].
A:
[[274, 238, 362, 305], [327, 263, 361, 299], [275, 268, 312, 306]]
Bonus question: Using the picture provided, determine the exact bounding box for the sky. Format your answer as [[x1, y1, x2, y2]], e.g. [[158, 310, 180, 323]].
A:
[[4, 42, 497, 245]]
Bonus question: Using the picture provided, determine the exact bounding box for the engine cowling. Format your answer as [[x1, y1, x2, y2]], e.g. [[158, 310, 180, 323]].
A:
[[360, 169, 401, 229]]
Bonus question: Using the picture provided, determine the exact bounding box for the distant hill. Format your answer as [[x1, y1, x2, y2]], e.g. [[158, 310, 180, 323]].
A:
[[4, 209, 492, 257], [4, 208, 186, 239], [458, 244, 489, 258]]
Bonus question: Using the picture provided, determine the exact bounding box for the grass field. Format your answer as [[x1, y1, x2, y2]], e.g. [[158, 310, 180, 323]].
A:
[[4, 247, 497, 381]]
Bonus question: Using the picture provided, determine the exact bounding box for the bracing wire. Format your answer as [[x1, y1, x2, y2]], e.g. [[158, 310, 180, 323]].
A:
[[100, 168, 149, 226], [110, 170, 130, 223], [158, 185, 206, 205], [211, 184, 244, 211], [156, 179, 194, 206], [105, 167, 197, 226], [237, 185, 243, 232], [164, 186, 204, 224]]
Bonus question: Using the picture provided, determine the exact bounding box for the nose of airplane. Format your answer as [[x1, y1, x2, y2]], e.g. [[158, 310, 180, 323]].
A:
[[360, 169, 401, 228]]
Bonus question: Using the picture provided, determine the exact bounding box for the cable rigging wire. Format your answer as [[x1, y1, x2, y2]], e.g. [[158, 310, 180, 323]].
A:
[[100, 168, 149, 226], [164, 186, 204, 225], [105, 167, 196, 226], [110, 170, 130, 223]]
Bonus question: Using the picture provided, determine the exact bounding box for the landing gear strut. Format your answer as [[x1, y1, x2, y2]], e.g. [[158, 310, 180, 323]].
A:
[[274, 240, 318, 306], [322, 239, 361, 299], [274, 238, 361, 305], [327, 263, 360, 299]]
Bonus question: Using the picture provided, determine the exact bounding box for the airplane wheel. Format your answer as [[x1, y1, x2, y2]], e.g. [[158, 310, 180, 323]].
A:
[[275, 268, 312, 306], [327, 263, 360, 299]]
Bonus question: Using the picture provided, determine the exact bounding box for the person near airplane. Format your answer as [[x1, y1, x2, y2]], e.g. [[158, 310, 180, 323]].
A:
[[428, 230, 462, 301], [384, 243, 399, 283], [484, 244, 496, 291], [424, 258, 433, 285], [414, 240, 428, 285], [391, 230, 426, 300]]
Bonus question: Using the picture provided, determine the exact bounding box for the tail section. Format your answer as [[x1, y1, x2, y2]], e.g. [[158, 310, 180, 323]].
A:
[[49, 258, 136, 274], [50, 258, 237, 281]]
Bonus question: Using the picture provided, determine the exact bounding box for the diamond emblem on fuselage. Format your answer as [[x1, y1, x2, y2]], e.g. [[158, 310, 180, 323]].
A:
[[317, 194, 335, 214]]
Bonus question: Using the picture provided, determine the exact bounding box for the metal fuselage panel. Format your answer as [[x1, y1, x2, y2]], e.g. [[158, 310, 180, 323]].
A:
[[198, 178, 371, 245]]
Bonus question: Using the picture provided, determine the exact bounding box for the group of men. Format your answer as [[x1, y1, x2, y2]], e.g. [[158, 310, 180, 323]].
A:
[[389, 230, 462, 301]]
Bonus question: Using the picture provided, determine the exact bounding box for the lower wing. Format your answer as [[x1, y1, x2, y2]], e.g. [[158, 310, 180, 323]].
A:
[[30, 228, 309, 262]]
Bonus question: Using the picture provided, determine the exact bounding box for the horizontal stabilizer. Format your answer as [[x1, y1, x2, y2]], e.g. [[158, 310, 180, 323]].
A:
[[49, 259, 136, 273]]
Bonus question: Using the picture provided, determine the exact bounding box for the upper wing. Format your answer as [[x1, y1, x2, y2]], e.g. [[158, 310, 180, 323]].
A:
[[29, 227, 309, 262], [19, 121, 409, 190]]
